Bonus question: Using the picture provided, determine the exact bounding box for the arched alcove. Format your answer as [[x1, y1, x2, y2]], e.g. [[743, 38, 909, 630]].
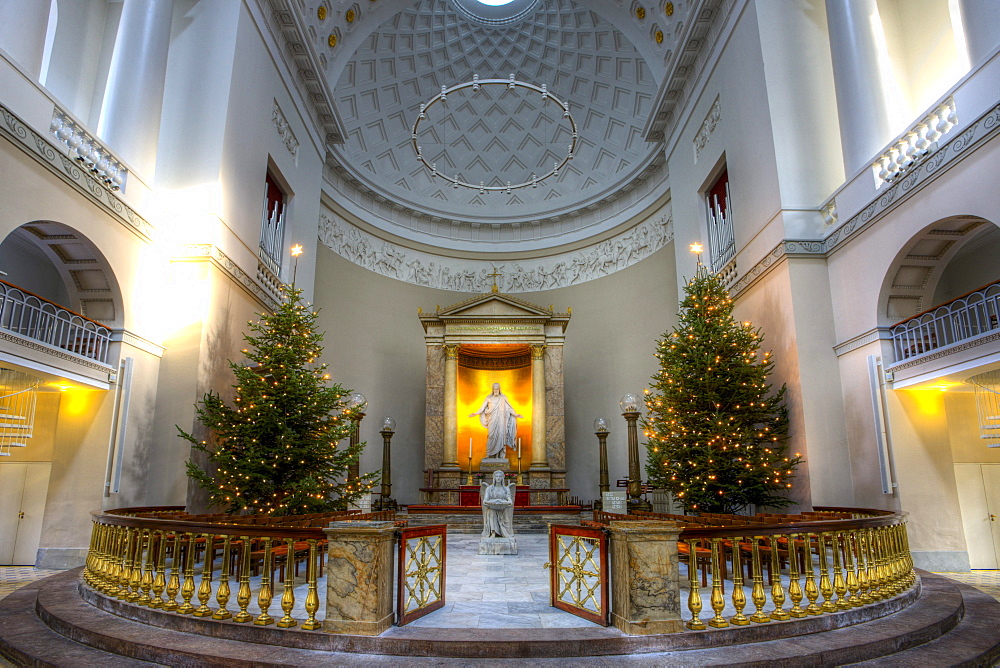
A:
[[0, 220, 125, 328], [876, 215, 999, 327]]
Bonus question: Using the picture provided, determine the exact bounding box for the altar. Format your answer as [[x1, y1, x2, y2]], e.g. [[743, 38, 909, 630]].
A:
[[419, 287, 571, 505], [458, 485, 531, 507]]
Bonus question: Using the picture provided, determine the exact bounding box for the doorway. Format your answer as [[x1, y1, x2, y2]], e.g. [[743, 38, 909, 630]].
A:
[[954, 463, 1000, 569], [0, 462, 51, 565]]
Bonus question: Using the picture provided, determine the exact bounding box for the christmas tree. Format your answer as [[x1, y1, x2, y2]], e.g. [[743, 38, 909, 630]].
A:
[[181, 284, 377, 515], [643, 264, 800, 514]]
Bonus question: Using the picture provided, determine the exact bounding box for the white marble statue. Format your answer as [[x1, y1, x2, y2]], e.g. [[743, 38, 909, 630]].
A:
[[469, 382, 523, 459], [480, 470, 516, 543]]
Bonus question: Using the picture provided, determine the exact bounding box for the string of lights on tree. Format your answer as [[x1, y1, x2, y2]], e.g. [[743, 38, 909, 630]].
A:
[[181, 248, 378, 516], [642, 244, 802, 514]]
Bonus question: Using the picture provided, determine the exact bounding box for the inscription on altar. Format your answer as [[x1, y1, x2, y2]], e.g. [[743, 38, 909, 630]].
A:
[[450, 325, 543, 334]]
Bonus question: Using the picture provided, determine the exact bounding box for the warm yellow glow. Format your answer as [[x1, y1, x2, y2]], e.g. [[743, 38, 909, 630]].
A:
[[60, 387, 102, 417], [689, 242, 703, 254], [457, 356, 533, 469], [291, 244, 303, 257]]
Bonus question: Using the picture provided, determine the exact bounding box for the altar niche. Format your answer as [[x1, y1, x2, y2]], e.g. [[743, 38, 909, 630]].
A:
[[420, 290, 570, 505]]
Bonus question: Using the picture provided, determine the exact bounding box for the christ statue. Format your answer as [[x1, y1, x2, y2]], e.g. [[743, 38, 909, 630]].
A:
[[469, 382, 523, 459]]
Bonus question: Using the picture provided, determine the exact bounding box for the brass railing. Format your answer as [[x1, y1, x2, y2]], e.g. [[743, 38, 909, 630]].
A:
[[84, 506, 399, 630], [591, 506, 914, 630]]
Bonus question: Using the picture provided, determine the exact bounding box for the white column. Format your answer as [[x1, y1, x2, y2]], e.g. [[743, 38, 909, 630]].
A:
[[957, 0, 1000, 65], [97, 0, 174, 178], [825, 0, 899, 174], [530, 344, 547, 469], [0, 0, 51, 79]]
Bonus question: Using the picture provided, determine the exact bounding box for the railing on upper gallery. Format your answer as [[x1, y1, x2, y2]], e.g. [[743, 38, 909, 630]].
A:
[[587, 506, 914, 630], [84, 506, 400, 630], [891, 280, 1000, 363], [0, 279, 112, 364]]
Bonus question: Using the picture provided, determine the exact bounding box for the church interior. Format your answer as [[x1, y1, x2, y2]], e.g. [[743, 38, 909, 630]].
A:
[[1, 0, 999, 663]]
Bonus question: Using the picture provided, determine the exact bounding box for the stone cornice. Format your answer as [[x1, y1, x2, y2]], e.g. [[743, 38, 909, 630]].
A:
[[833, 328, 891, 357], [111, 329, 165, 358], [823, 102, 1000, 256], [0, 104, 154, 243], [728, 240, 825, 299], [174, 245, 280, 311]]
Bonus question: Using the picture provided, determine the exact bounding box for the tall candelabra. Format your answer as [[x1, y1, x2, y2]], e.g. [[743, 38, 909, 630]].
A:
[[347, 392, 367, 483], [621, 393, 651, 511], [375, 416, 397, 510], [595, 417, 610, 495]]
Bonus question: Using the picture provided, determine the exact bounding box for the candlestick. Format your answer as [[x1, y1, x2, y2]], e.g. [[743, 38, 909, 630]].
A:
[[516, 454, 523, 485], [467, 456, 473, 485], [517, 437, 521, 458], [469, 437, 472, 459]]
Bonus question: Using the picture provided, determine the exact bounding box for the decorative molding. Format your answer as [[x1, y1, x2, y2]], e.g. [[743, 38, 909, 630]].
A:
[[824, 102, 1000, 256], [886, 330, 1000, 372], [0, 104, 153, 243], [729, 239, 825, 298], [259, 0, 346, 146], [319, 208, 674, 292], [692, 95, 720, 163], [0, 329, 112, 373], [271, 100, 299, 159], [111, 329, 165, 358], [174, 244, 280, 311], [833, 328, 891, 357]]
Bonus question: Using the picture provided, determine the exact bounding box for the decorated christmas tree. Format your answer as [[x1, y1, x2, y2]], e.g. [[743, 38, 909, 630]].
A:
[[643, 264, 800, 514], [181, 284, 376, 515]]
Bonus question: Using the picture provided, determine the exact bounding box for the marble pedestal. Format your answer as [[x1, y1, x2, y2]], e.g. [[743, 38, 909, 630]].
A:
[[609, 520, 683, 635], [479, 537, 518, 555], [478, 457, 511, 473], [322, 521, 396, 635]]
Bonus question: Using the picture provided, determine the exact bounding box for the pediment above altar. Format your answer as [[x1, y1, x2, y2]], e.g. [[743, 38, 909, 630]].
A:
[[419, 290, 570, 338]]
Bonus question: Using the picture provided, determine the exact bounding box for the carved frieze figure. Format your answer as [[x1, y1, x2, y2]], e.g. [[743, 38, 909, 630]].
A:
[[469, 382, 523, 458], [480, 470, 516, 540]]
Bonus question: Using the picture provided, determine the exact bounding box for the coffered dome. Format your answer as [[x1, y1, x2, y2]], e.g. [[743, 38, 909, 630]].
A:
[[321, 0, 671, 253]]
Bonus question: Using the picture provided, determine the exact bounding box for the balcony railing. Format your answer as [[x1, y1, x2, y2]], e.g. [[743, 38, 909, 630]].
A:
[[891, 280, 1000, 363], [0, 279, 112, 364]]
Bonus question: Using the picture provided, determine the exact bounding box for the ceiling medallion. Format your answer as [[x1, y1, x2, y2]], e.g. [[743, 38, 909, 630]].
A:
[[410, 75, 578, 194]]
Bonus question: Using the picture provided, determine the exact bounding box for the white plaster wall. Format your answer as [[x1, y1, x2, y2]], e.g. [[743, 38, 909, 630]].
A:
[[313, 243, 677, 506]]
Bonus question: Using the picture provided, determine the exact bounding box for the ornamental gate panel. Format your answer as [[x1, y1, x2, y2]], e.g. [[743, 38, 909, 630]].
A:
[[548, 524, 610, 625], [396, 524, 446, 625]]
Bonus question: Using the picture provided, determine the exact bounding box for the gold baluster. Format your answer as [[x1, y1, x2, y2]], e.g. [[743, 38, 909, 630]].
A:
[[831, 532, 850, 610], [194, 534, 216, 617], [212, 535, 234, 620], [138, 529, 154, 606], [686, 538, 706, 630], [864, 528, 882, 602], [276, 538, 298, 628], [872, 528, 887, 600], [124, 528, 141, 602], [87, 523, 102, 589], [255, 537, 276, 625], [150, 530, 167, 609], [118, 527, 138, 601], [114, 527, 130, 600], [748, 538, 770, 623], [767, 535, 789, 620], [164, 532, 182, 611], [786, 532, 805, 618], [855, 531, 872, 605], [729, 537, 750, 626], [233, 536, 254, 623], [708, 538, 728, 628], [84, 522, 97, 586], [107, 526, 124, 597], [302, 539, 321, 631], [844, 532, 861, 607], [818, 533, 836, 613], [889, 525, 904, 593], [901, 523, 915, 588], [177, 533, 197, 614]]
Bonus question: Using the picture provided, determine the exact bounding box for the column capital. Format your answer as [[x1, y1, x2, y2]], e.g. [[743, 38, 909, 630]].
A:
[[443, 343, 460, 359], [530, 343, 546, 359]]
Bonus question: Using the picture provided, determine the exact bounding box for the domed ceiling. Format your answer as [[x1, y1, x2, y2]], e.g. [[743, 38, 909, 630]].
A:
[[317, 0, 678, 253]]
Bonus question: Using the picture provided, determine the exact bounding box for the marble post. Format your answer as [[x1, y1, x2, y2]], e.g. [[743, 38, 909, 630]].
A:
[[442, 344, 459, 468], [530, 344, 547, 469], [609, 520, 683, 635], [322, 521, 396, 635], [97, 0, 174, 178]]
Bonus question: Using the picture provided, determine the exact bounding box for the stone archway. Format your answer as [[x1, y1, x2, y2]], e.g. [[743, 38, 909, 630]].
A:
[[0, 220, 124, 327], [876, 215, 999, 327]]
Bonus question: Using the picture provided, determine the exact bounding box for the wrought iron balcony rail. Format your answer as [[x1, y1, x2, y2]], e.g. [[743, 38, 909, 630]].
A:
[[891, 280, 1000, 363], [588, 506, 913, 630], [0, 279, 112, 364]]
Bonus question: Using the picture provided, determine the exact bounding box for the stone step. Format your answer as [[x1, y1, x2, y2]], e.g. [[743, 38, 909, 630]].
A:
[[400, 510, 582, 534]]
